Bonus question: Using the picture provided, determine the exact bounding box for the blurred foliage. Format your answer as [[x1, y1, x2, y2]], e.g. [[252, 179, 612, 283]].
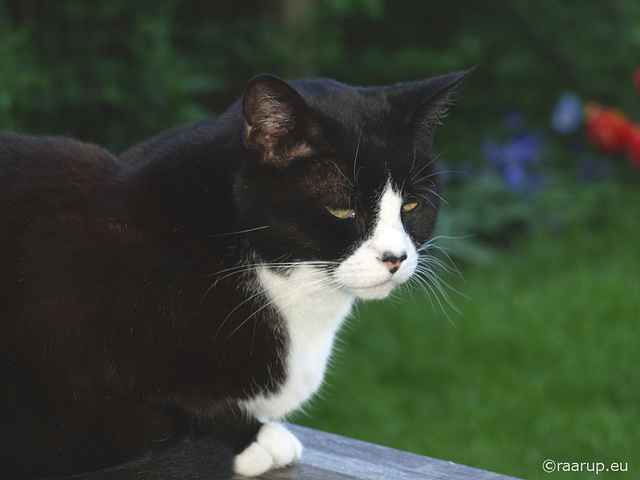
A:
[[1, 0, 640, 152]]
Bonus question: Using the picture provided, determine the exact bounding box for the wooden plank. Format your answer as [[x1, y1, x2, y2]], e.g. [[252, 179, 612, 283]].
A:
[[237, 424, 522, 480]]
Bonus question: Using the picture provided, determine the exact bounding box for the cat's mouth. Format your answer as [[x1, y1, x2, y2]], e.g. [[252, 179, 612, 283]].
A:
[[335, 254, 417, 300]]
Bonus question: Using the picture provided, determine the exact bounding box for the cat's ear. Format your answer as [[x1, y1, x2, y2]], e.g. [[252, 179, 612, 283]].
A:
[[242, 74, 322, 166], [407, 68, 474, 142]]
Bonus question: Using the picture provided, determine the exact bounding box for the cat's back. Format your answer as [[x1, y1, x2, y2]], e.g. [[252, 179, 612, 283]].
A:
[[0, 130, 123, 214], [0, 131, 128, 312]]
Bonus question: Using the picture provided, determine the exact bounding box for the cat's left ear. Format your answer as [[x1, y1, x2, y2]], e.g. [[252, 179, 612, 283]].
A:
[[242, 74, 322, 166], [408, 68, 475, 142]]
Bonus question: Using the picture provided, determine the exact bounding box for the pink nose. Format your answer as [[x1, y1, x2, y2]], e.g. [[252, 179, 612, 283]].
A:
[[379, 253, 408, 274]]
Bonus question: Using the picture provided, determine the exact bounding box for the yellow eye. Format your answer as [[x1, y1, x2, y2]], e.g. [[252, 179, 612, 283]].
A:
[[325, 206, 356, 219], [402, 201, 419, 212]]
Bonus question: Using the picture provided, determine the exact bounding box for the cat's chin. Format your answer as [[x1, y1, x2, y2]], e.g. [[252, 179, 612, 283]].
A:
[[349, 281, 398, 300]]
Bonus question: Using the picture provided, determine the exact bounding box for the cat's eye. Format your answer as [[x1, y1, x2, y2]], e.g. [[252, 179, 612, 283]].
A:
[[402, 201, 419, 212], [325, 206, 356, 219]]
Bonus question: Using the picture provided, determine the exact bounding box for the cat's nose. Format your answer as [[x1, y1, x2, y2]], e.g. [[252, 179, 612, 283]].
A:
[[379, 253, 408, 274]]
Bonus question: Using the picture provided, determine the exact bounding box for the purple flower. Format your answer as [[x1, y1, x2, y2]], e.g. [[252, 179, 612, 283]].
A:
[[482, 132, 542, 166], [503, 164, 527, 190], [481, 137, 505, 167], [481, 130, 544, 193], [552, 92, 582, 134], [507, 132, 542, 165]]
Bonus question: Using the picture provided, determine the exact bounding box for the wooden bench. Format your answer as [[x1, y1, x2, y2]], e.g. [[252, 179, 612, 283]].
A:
[[243, 424, 522, 480]]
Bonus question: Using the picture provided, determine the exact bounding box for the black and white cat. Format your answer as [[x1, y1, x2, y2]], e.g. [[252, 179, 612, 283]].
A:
[[0, 69, 471, 479]]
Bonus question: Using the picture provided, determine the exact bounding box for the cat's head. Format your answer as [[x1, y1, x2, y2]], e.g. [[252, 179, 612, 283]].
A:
[[235, 70, 472, 300]]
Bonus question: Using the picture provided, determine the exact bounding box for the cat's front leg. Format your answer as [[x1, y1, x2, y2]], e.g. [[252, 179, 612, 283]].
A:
[[233, 422, 303, 477]]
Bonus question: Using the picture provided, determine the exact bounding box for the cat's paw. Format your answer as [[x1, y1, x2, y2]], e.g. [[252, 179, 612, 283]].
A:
[[234, 422, 303, 477]]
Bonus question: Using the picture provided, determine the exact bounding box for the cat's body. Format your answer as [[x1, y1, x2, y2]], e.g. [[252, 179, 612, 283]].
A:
[[0, 70, 470, 479]]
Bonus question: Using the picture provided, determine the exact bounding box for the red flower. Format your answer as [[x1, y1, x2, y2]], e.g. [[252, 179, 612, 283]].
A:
[[626, 125, 640, 169], [584, 103, 632, 155]]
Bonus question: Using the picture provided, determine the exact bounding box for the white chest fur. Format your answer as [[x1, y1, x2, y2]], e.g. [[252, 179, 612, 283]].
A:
[[241, 264, 354, 420]]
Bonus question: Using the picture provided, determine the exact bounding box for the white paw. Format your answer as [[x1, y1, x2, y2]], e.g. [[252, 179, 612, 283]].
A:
[[234, 422, 303, 477]]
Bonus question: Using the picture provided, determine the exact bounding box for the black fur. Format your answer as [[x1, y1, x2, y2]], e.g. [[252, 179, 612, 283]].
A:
[[0, 70, 471, 479]]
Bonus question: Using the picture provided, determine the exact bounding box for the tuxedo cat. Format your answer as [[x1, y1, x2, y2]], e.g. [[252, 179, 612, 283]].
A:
[[0, 69, 471, 479]]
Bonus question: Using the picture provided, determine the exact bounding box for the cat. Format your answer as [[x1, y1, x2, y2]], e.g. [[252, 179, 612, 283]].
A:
[[0, 68, 471, 479]]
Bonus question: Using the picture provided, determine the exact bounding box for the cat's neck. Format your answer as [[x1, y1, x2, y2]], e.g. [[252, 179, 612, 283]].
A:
[[256, 263, 354, 330], [244, 263, 354, 420]]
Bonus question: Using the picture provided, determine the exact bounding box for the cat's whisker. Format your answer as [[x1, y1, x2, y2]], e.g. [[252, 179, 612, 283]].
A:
[[416, 259, 453, 288], [329, 160, 354, 188], [419, 240, 466, 281], [202, 260, 340, 282], [419, 248, 464, 285], [434, 168, 472, 178], [408, 274, 447, 322], [411, 267, 460, 327], [209, 225, 271, 239], [199, 261, 297, 302], [211, 258, 336, 286], [410, 147, 449, 183], [414, 185, 448, 207], [404, 234, 468, 326], [353, 123, 364, 182], [414, 192, 439, 211], [214, 288, 265, 340], [411, 170, 440, 185], [200, 265, 257, 283], [225, 299, 275, 341], [419, 250, 462, 280], [420, 235, 460, 255], [410, 136, 418, 177], [425, 233, 475, 243], [420, 259, 467, 305]]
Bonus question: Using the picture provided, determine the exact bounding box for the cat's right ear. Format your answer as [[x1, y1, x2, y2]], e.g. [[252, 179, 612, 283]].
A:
[[408, 68, 475, 143], [242, 75, 322, 166]]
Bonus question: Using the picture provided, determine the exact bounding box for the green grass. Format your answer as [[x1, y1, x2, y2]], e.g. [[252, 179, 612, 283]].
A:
[[293, 184, 640, 479]]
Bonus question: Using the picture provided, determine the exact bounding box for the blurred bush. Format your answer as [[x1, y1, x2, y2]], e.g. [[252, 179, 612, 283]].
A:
[[2, 0, 639, 147]]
